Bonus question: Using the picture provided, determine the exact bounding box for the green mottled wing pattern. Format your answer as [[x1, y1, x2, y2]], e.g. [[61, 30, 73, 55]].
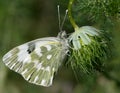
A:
[[3, 37, 68, 87]]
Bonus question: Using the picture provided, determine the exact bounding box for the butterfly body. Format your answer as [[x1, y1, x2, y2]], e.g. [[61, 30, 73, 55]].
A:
[[3, 31, 69, 87]]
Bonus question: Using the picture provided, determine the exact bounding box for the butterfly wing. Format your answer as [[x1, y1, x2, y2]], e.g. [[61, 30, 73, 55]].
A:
[[3, 37, 68, 87]]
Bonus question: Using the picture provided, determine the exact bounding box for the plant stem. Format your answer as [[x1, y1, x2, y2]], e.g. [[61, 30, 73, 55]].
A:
[[68, 0, 79, 29]]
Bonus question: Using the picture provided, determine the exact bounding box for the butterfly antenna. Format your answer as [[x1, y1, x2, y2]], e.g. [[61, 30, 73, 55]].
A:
[[57, 5, 61, 31], [60, 9, 68, 31]]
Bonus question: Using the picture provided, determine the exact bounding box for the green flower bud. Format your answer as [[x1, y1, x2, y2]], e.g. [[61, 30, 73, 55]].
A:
[[68, 26, 111, 73]]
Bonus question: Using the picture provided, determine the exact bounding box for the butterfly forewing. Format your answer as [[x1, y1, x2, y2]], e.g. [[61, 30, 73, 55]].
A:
[[3, 37, 68, 87]]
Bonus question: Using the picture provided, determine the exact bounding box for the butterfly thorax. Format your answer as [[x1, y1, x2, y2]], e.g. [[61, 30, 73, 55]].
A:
[[57, 31, 69, 48]]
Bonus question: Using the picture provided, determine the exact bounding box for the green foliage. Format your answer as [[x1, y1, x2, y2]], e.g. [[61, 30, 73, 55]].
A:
[[72, 0, 120, 26]]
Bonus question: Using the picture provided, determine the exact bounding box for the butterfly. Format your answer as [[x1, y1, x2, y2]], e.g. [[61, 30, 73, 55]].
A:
[[2, 31, 69, 87]]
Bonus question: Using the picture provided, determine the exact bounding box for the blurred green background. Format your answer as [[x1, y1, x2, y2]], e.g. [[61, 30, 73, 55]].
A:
[[0, 0, 120, 93]]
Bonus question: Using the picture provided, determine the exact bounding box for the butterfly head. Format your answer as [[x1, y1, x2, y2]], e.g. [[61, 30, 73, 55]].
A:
[[57, 31, 67, 39]]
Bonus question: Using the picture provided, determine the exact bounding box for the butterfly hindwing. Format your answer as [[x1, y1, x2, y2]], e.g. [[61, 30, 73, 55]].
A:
[[3, 37, 68, 87]]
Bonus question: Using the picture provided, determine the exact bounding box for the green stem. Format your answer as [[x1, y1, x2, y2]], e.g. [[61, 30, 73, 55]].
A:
[[68, 0, 79, 29]]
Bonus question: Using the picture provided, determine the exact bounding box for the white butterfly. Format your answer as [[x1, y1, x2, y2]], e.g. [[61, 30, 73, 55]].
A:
[[2, 31, 69, 87]]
